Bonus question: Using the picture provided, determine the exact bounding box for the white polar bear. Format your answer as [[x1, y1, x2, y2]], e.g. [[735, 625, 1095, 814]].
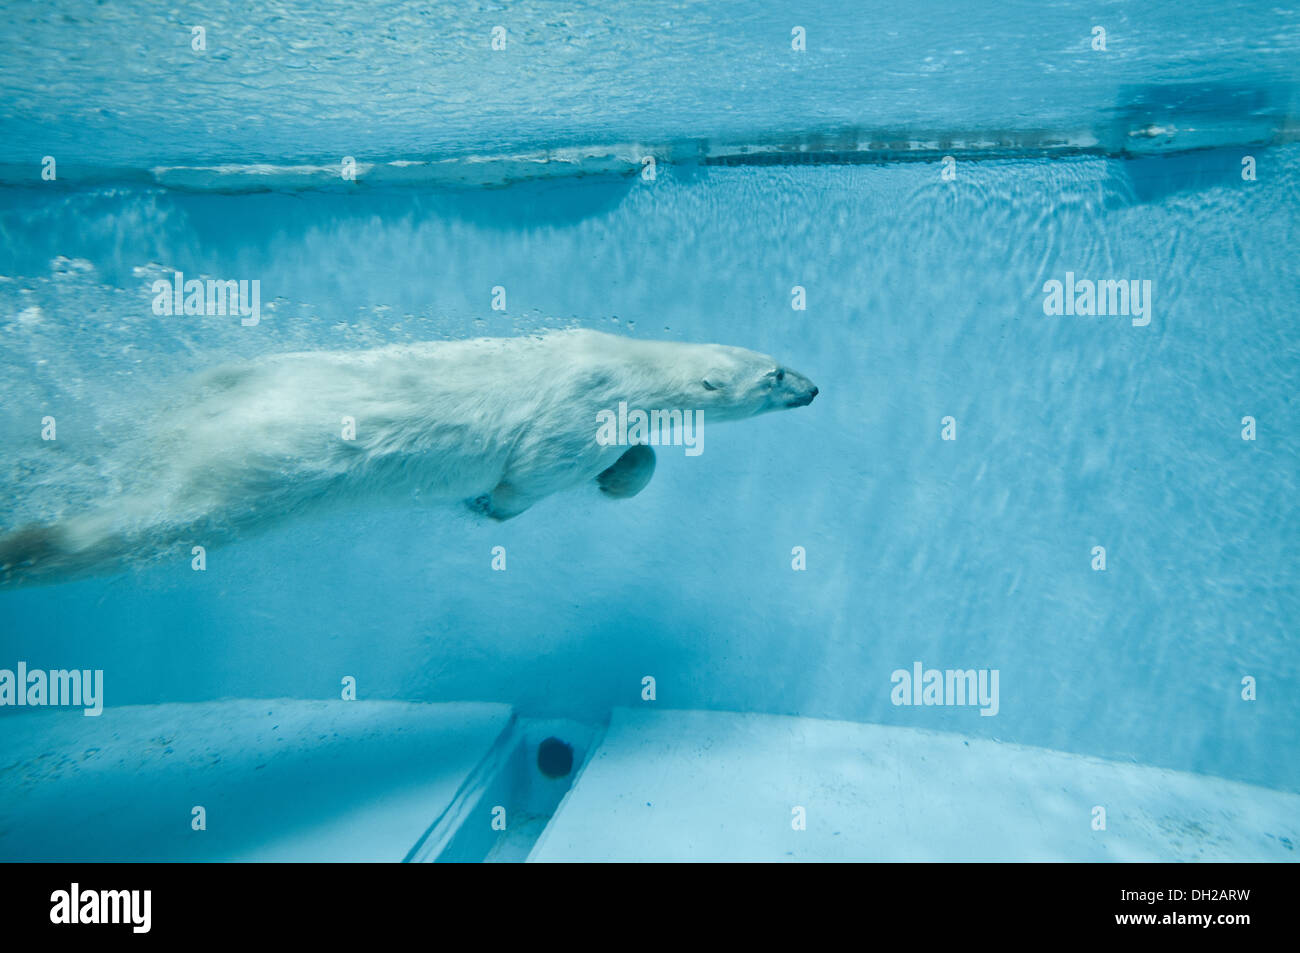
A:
[[0, 329, 818, 587]]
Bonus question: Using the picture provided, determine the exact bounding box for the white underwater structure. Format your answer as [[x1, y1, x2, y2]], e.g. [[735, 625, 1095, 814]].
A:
[[2, 701, 1295, 862]]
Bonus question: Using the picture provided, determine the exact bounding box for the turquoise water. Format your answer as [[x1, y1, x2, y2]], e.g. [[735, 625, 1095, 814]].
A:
[[1, 1, 1298, 859], [4, 0, 1298, 172]]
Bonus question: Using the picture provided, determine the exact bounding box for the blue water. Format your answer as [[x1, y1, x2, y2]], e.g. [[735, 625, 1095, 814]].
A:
[[1, 1, 1299, 859], [5, 0, 1298, 171]]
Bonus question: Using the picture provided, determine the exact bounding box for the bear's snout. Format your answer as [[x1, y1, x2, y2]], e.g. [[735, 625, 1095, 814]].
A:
[[780, 369, 819, 408]]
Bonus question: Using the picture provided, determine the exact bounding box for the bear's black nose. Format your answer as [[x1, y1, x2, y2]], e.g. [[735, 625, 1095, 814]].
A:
[[810, 387, 819, 398]]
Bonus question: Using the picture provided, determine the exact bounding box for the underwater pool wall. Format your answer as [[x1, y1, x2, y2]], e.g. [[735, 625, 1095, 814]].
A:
[[2, 143, 1296, 795]]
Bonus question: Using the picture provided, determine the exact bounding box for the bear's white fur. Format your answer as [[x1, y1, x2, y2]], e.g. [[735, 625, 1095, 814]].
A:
[[0, 329, 817, 586]]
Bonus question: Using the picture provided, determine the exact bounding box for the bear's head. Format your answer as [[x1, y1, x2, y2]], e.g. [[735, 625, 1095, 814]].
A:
[[687, 342, 819, 421], [563, 330, 818, 423]]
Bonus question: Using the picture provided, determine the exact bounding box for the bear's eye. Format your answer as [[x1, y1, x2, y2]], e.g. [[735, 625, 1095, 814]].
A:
[[701, 379, 719, 391], [776, 368, 785, 383]]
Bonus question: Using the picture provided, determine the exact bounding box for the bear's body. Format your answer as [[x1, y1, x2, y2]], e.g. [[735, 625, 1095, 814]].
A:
[[0, 329, 817, 586]]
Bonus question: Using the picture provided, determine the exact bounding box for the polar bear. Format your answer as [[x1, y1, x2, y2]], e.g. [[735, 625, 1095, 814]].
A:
[[0, 329, 817, 587]]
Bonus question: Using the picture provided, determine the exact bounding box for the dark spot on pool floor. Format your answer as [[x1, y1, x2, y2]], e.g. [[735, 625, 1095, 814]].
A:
[[537, 737, 574, 778]]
